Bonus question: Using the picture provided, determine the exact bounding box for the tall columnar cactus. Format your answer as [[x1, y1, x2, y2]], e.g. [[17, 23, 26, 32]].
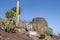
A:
[[16, 1, 19, 26]]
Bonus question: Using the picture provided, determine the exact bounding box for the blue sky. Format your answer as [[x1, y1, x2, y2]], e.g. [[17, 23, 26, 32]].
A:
[[0, 0, 60, 34]]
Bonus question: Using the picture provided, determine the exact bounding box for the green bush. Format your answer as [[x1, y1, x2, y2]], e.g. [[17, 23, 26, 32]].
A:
[[9, 23, 16, 33], [4, 20, 16, 33], [43, 27, 53, 36], [39, 33, 46, 39], [0, 21, 5, 30]]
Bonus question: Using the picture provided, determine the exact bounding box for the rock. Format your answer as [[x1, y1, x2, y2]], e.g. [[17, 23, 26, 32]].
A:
[[31, 18, 48, 34], [28, 31, 38, 37]]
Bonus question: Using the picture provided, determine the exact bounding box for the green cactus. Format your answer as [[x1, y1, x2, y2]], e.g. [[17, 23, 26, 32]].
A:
[[3, 19, 16, 33], [9, 22, 16, 33]]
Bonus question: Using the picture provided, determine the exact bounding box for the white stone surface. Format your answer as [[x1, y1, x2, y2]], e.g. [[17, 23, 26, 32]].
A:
[[28, 31, 37, 36]]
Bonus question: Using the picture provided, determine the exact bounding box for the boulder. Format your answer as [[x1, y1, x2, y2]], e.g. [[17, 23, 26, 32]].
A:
[[31, 18, 48, 34]]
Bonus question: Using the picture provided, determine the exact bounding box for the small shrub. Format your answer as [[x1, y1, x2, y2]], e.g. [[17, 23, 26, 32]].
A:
[[43, 27, 53, 36], [4, 20, 16, 33], [39, 33, 46, 39]]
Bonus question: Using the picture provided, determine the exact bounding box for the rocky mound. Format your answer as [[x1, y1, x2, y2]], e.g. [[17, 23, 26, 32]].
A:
[[0, 18, 60, 40], [31, 18, 49, 33], [32, 18, 48, 27], [0, 29, 60, 40]]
